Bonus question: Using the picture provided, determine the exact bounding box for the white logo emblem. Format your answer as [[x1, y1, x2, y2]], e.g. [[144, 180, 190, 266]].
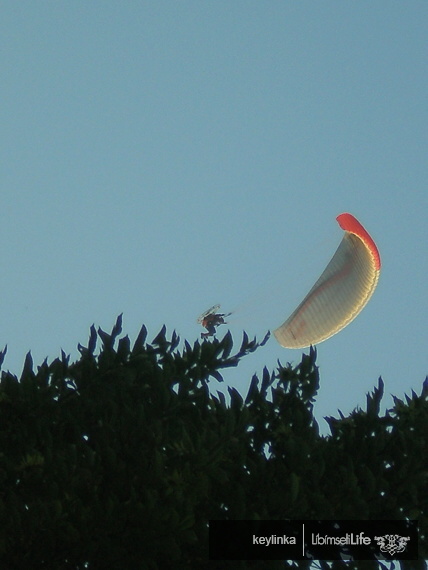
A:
[[374, 534, 410, 556]]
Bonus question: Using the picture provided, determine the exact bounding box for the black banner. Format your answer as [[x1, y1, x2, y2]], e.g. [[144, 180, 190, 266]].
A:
[[209, 520, 418, 561]]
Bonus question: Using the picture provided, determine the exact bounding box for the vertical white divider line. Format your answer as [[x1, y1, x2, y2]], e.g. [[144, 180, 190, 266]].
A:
[[302, 523, 305, 557]]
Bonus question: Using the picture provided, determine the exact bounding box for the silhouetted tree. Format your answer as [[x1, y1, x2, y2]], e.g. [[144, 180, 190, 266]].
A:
[[0, 315, 426, 569]]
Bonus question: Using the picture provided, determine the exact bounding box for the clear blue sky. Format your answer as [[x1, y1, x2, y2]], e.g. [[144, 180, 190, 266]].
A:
[[1, 2, 427, 430]]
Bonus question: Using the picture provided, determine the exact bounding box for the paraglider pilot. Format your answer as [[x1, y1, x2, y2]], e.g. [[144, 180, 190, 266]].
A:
[[197, 304, 231, 338], [200, 311, 226, 338]]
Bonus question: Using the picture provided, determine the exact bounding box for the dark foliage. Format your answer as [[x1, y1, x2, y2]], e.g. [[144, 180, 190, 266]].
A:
[[0, 316, 426, 569]]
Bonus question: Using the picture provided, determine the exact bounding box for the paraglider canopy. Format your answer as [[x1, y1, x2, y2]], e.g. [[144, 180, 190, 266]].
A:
[[273, 213, 381, 349]]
